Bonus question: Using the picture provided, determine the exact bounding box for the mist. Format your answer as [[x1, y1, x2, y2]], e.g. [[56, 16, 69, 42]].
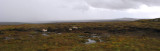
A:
[[0, 0, 160, 22]]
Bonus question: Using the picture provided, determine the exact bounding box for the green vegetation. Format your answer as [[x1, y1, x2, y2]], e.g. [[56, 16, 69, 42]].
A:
[[0, 18, 160, 51]]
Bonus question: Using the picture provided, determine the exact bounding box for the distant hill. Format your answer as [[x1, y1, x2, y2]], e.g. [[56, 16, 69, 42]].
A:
[[0, 18, 139, 25], [115, 18, 139, 21], [137, 18, 160, 22], [44, 18, 139, 23], [0, 22, 27, 25]]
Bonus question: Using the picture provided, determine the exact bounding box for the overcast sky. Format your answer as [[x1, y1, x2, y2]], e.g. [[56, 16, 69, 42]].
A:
[[1, 0, 160, 22]]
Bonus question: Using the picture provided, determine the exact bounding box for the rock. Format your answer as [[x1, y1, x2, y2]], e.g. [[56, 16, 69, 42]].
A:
[[42, 29, 47, 32], [72, 26, 78, 29], [69, 28, 72, 31]]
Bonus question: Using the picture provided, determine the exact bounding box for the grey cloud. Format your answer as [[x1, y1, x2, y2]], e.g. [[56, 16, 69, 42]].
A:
[[134, 0, 160, 6], [85, 0, 160, 10], [0, 0, 159, 22], [72, 4, 90, 11], [0, 0, 90, 22]]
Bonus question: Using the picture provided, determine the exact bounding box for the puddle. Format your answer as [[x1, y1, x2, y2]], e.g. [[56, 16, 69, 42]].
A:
[[47, 32, 51, 33], [92, 36, 100, 38], [29, 35, 34, 38], [83, 34, 103, 44], [85, 39, 96, 44], [42, 33, 49, 36], [4, 37, 14, 40], [79, 35, 85, 38], [92, 34, 97, 36], [57, 33, 62, 35], [99, 39, 103, 42]]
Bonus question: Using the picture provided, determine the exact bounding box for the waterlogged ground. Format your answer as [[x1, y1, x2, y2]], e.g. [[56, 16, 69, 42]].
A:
[[0, 31, 160, 51], [1, 19, 160, 51]]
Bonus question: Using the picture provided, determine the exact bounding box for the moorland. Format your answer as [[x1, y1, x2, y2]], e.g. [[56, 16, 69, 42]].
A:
[[0, 18, 160, 51]]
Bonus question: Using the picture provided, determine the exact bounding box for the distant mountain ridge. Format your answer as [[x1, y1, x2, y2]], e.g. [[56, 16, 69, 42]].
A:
[[114, 18, 138, 21], [46, 18, 139, 23], [0, 18, 139, 25], [0, 22, 27, 25]]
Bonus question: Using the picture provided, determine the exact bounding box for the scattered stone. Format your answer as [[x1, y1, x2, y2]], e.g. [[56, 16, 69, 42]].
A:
[[57, 33, 62, 34], [69, 28, 72, 31], [72, 26, 78, 29], [4, 37, 14, 40], [69, 26, 79, 31], [42, 29, 47, 32]]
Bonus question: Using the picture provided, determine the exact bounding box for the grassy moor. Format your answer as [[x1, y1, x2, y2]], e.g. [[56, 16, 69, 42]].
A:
[[0, 18, 160, 51]]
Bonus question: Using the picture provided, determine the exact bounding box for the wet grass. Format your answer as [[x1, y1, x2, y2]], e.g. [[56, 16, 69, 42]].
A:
[[0, 19, 160, 51], [0, 31, 159, 51]]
